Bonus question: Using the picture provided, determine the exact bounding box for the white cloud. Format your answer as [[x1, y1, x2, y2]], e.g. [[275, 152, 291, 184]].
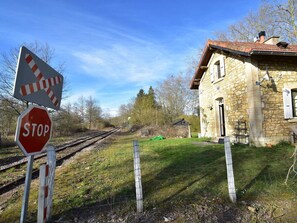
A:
[[62, 89, 97, 106], [72, 42, 182, 86]]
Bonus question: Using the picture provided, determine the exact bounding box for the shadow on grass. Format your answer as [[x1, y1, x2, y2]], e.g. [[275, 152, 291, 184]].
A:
[[48, 139, 295, 222], [162, 173, 210, 203], [237, 165, 270, 199], [49, 142, 228, 221]]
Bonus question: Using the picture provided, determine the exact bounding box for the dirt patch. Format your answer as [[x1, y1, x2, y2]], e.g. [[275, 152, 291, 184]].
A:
[[51, 198, 283, 223]]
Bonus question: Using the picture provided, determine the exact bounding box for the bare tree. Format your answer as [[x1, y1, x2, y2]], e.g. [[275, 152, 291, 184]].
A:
[[85, 96, 102, 129], [215, 0, 297, 43], [73, 96, 86, 127], [274, 0, 297, 43], [156, 72, 199, 122]]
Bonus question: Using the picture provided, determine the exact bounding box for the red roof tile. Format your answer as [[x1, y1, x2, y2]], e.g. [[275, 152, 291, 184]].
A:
[[190, 40, 297, 89], [208, 40, 297, 55]]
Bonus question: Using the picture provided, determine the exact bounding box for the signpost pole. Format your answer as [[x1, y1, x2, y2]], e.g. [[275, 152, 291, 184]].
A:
[[20, 155, 34, 223]]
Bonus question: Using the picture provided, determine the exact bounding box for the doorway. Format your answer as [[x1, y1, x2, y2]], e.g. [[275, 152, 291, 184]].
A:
[[218, 99, 226, 136]]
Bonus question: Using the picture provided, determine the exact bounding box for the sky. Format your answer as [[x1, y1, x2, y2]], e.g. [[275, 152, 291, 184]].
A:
[[0, 0, 262, 116]]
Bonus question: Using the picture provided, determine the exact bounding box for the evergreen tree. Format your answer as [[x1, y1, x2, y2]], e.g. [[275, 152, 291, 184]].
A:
[[136, 89, 145, 99]]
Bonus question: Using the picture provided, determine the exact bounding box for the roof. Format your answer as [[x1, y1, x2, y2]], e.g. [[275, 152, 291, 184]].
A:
[[190, 40, 297, 89], [172, 118, 189, 126]]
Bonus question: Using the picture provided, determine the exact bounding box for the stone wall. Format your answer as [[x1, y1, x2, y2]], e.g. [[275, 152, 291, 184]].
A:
[[199, 52, 249, 142], [199, 53, 297, 146], [257, 56, 297, 144]]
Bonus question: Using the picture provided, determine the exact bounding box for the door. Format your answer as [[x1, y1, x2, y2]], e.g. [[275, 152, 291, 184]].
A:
[[218, 100, 226, 136]]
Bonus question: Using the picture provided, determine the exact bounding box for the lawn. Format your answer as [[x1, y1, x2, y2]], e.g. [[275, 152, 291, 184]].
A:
[[1, 131, 297, 222]]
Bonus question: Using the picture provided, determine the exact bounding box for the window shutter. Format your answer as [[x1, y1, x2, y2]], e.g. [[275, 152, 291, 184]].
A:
[[210, 64, 214, 82], [283, 88, 293, 119], [220, 57, 225, 77]]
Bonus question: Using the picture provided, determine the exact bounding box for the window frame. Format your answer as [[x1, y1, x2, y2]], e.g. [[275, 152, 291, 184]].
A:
[[210, 57, 225, 83], [214, 60, 221, 79], [292, 89, 297, 117]]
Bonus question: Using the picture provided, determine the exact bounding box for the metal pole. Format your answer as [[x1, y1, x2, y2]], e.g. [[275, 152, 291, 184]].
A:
[[20, 155, 34, 223]]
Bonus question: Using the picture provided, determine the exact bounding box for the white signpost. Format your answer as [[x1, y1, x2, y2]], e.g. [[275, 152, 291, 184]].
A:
[[13, 46, 63, 223], [15, 105, 53, 223]]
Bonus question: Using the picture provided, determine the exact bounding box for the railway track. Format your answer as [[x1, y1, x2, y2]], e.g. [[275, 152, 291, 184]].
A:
[[0, 128, 120, 195]]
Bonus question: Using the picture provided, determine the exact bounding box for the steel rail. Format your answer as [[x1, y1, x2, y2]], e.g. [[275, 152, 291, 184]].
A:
[[0, 128, 120, 195]]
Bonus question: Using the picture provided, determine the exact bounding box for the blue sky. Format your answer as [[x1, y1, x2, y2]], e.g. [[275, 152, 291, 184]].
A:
[[0, 0, 262, 116]]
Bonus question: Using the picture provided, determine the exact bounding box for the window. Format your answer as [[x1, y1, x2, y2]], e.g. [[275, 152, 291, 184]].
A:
[[292, 90, 297, 117], [210, 57, 225, 83], [283, 88, 297, 119], [215, 61, 221, 79]]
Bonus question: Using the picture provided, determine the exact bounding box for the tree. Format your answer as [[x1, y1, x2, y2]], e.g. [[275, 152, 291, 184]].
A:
[[117, 102, 133, 126], [115, 87, 164, 126], [52, 103, 81, 135], [148, 86, 158, 108], [85, 96, 102, 129], [74, 96, 86, 128], [215, 0, 297, 43], [155, 73, 199, 123], [274, 0, 297, 43], [136, 89, 145, 99]]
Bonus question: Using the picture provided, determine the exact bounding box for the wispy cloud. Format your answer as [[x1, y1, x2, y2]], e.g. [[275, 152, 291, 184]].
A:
[[72, 42, 181, 86], [65, 89, 97, 105]]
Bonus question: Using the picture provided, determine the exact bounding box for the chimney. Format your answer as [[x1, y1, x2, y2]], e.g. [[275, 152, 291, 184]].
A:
[[258, 31, 266, 43], [263, 36, 280, 45]]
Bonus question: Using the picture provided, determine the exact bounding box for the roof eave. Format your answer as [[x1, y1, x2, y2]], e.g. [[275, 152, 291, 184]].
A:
[[190, 41, 213, 89], [190, 43, 250, 89], [209, 44, 250, 57], [250, 50, 297, 56]]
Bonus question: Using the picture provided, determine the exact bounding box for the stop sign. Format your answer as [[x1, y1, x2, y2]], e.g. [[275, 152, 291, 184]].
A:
[[15, 105, 52, 156]]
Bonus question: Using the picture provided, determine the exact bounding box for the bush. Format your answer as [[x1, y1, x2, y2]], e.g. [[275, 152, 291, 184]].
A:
[[0, 136, 16, 148], [181, 115, 200, 132]]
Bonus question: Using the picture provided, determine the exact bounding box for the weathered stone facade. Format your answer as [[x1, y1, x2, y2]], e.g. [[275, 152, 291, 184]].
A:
[[192, 38, 297, 146], [199, 53, 249, 143], [258, 57, 297, 145]]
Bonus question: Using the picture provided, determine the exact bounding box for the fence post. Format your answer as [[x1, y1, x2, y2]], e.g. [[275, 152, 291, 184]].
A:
[[133, 140, 143, 213], [38, 164, 48, 223], [224, 136, 237, 203], [37, 145, 56, 223], [188, 125, 191, 138], [46, 145, 56, 221]]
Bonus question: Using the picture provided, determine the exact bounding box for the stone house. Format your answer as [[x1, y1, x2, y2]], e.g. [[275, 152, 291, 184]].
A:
[[190, 32, 297, 146]]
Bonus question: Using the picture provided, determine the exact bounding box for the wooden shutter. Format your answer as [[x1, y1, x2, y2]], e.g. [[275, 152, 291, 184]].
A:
[[283, 88, 293, 119], [210, 64, 214, 82], [220, 57, 225, 77]]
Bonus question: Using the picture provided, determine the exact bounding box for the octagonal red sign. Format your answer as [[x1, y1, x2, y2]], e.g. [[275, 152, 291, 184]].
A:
[[15, 105, 52, 156]]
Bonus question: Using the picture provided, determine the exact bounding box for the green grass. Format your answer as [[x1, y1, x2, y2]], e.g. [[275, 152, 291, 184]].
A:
[[1, 132, 296, 222]]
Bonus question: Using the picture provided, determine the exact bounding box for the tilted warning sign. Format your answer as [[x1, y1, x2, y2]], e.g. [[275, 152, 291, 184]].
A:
[[13, 46, 63, 110]]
